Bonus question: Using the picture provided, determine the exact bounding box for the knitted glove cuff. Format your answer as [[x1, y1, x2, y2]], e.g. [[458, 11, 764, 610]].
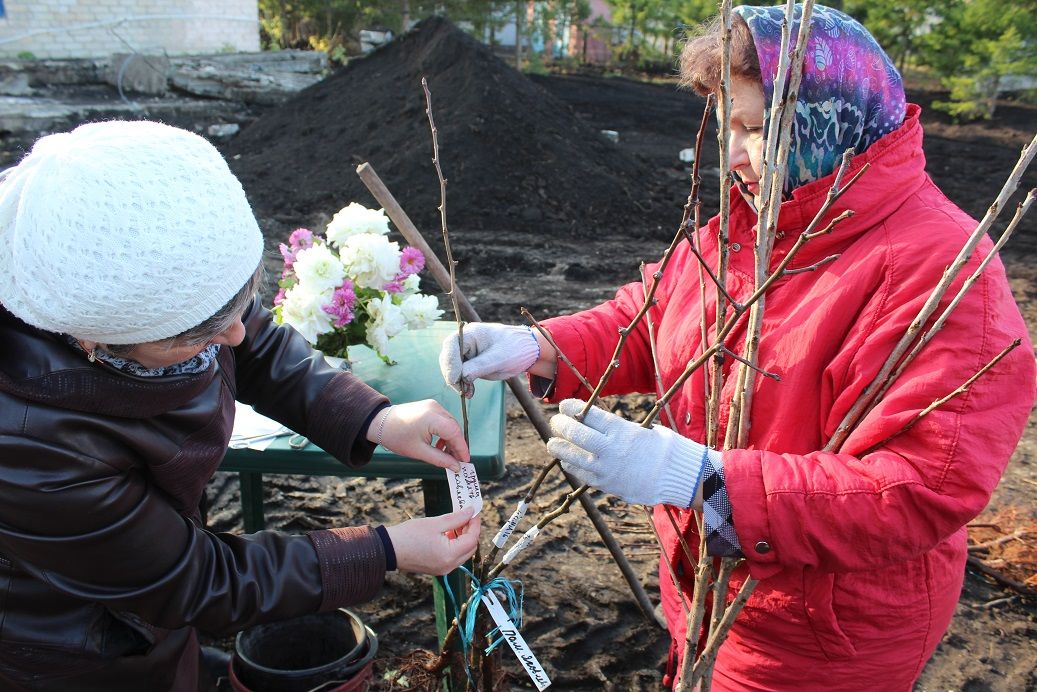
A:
[[655, 431, 720, 509], [507, 324, 542, 373]]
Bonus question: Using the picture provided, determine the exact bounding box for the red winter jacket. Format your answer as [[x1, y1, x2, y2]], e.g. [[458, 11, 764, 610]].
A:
[[541, 106, 1035, 690]]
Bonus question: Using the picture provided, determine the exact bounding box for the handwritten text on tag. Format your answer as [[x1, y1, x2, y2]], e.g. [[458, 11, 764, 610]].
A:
[[492, 500, 529, 548], [481, 590, 551, 690], [445, 462, 483, 515]]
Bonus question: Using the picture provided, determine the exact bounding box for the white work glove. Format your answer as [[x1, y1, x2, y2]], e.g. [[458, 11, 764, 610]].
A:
[[439, 323, 541, 398], [547, 398, 719, 508]]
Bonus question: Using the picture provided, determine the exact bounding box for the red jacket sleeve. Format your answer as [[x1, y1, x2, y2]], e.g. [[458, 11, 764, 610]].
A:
[[725, 240, 1035, 579], [542, 240, 695, 399]]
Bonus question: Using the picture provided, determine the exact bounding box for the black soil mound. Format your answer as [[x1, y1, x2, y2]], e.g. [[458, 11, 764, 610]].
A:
[[224, 16, 669, 239]]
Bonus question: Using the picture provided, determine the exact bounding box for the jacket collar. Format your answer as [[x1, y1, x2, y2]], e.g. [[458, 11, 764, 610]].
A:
[[0, 306, 219, 419], [724, 104, 929, 273]]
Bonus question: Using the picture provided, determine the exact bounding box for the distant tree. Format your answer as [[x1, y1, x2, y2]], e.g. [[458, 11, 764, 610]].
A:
[[258, 0, 391, 51], [916, 0, 1037, 119], [668, 0, 719, 53], [605, 0, 713, 66], [842, 0, 940, 74]]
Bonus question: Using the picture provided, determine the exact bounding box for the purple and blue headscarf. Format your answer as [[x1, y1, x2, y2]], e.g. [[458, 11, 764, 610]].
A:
[[733, 4, 906, 196]]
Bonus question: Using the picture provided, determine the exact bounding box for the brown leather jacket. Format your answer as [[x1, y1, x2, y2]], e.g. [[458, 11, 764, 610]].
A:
[[0, 299, 389, 690]]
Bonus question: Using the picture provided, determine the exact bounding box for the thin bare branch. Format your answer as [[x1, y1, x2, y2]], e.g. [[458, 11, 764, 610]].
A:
[[685, 237, 743, 310], [650, 506, 691, 618], [707, 0, 735, 452], [861, 189, 1036, 421], [720, 346, 781, 381], [860, 339, 1021, 455], [641, 163, 864, 429], [641, 266, 679, 429], [681, 93, 717, 245], [689, 575, 759, 686], [730, 0, 817, 450], [675, 555, 715, 692], [967, 555, 1037, 595], [578, 226, 688, 420], [782, 254, 840, 276], [521, 307, 597, 397], [422, 77, 469, 440], [701, 557, 739, 688], [827, 133, 1037, 452], [968, 528, 1032, 553], [356, 164, 655, 671]]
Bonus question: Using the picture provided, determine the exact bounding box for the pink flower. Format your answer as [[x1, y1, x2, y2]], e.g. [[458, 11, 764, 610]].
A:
[[322, 280, 357, 328], [273, 287, 286, 306], [383, 278, 405, 294], [279, 242, 296, 270], [399, 246, 425, 276], [288, 228, 315, 250]]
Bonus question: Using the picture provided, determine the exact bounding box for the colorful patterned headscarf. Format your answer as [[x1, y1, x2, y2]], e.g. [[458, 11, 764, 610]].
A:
[[733, 4, 906, 196]]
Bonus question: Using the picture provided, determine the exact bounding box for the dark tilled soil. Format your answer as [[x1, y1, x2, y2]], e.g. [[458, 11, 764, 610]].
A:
[[223, 16, 668, 247]]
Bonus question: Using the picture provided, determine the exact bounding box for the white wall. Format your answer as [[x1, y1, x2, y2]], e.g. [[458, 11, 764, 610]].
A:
[[0, 0, 260, 59]]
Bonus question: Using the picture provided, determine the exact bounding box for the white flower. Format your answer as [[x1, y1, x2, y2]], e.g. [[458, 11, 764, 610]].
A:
[[366, 294, 408, 355], [280, 285, 334, 344], [400, 293, 443, 329], [326, 202, 390, 245], [339, 233, 401, 290], [400, 273, 422, 295], [292, 244, 347, 294]]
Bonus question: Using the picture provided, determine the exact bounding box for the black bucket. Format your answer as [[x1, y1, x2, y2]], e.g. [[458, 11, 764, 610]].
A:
[[230, 609, 378, 692]]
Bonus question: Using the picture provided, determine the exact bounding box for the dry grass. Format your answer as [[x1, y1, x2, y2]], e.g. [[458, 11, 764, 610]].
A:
[[968, 506, 1037, 590]]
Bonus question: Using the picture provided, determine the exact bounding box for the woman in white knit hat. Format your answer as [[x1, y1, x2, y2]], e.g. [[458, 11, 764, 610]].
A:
[[0, 120, 479, 691]]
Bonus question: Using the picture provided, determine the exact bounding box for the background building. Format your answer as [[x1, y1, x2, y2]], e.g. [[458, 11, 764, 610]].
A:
[[0, 0, 259, 59]]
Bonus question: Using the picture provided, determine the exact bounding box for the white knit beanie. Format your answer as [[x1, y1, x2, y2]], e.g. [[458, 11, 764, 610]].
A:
[[0, 120, 263, 344]]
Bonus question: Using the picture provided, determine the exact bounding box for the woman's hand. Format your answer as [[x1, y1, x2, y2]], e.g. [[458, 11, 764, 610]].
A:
[[548, 398, 717, 509], [386, 508, 481, 575], [438, 323, 543, 398], [367, 400, 470, 472]]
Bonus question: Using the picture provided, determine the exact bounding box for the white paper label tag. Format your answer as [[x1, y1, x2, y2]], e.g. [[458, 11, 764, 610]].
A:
[[481, 589, 551, 690], [445, 462, 483, 515], [502, 526, 539, 564], [492, 500, 529, 548]]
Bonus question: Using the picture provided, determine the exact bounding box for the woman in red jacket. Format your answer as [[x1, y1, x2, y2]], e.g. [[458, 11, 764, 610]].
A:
[[439, 5, 1034, 690], [0, 120, 479, 690]]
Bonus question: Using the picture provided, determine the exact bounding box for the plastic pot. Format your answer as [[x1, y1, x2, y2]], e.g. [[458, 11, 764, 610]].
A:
[[229, 608, 378, 692]]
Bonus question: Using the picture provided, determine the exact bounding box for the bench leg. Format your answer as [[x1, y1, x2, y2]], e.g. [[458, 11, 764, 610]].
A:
[[239, 471, 266, 533]]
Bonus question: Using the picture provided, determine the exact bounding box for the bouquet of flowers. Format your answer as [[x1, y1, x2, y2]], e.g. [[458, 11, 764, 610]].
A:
[[273, 202, 443, 364]]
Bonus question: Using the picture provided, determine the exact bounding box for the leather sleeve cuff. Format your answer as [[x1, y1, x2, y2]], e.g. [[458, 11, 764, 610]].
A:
[[374, 525, 397, 571], [308, 375, 389, 467], [307, 526, 386, 611]]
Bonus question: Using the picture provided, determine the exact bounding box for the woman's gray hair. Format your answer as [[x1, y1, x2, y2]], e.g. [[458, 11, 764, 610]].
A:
[[105, 262, 265, 356]]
